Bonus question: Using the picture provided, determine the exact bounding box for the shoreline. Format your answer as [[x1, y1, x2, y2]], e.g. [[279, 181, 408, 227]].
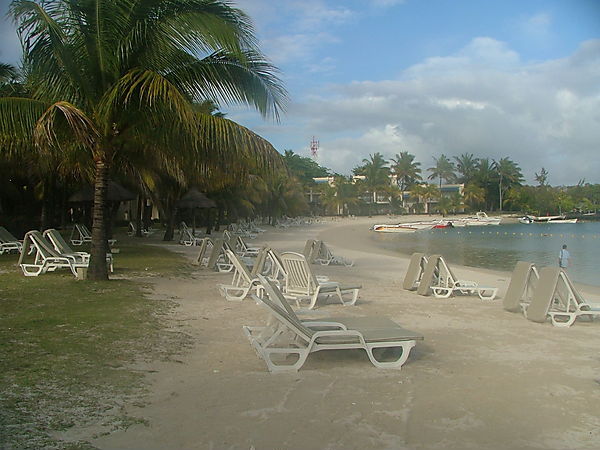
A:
[[78, 217, 599, 450]]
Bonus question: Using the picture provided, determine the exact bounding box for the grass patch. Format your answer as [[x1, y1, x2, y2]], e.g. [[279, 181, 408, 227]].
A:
[[0, 241, 193, 449]]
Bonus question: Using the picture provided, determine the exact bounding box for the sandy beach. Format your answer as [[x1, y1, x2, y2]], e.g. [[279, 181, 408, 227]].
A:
[[69, 216, 599, 450]]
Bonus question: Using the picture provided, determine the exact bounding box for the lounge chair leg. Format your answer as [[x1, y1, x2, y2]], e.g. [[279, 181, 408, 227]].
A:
[[365, 341, 415, 369]]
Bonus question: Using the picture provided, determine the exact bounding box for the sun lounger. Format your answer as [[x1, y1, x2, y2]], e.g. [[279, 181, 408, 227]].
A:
[[243, 275, 423, 372], [235, 235, 261, 257], [0, 226, 22, 254], [402, 253, 428, 291], [420, 255, 498, 300], [43, 228, 113, 272], [526, 267, 600, 327], [503, 261, 539, 313], [129, 221, 153, 237], [280, 251, 361, 309], [70, 223, 116, 246], [302, 239, 318, 263], [193, 237, 214, 266], [312, 240, 354, 267], [204, 239, 236, 272], [217, 249, 260, 301], [19, 230, 88, 277], [178, 222, 203, 246]]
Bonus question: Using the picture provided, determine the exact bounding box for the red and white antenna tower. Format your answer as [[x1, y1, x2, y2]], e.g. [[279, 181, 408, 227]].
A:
[[310, 136, 319, 159]]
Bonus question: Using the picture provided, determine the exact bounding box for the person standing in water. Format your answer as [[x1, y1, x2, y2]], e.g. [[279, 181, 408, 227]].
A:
[[559, 244, 571, 269]]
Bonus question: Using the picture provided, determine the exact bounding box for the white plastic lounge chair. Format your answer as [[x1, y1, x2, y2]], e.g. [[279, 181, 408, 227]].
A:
[[422, 255, 498, 300], [43, 229, 113, 272], [0, 226, 22, 254], [19, 230, 88, 277], [280, 251, 361, 309], [193, 237, 214, 266], [312, 241, 354, 267], [302, 239, 318, 263], [128, 221, 153, 237], [235, 235, 261, 257], [178, 222, 202, 246], [243, 275, 423, 373], [526, 267, 600, 327], [217, 249, 260, 301], [204, 239, 235, 272], [502, 261, 539, 313], [70, 223, 116, 246], [402, 253, 428, 291]]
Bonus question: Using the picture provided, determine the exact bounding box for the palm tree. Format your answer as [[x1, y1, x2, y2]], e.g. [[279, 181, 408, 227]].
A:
[[462, 183, 485, 211], [427, 154, 455, 188], [534, 167, 549, 186], [474, 158, 495, 209], [353, 152, 389, 210], [1, 0, 287, 280], [453, 153, 479, 184], [493, 157, 524, 211], [320, 176, 359, 216], [390, 151, 422, 193]]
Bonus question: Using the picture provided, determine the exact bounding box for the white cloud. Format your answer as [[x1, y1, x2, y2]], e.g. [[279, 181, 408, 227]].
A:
[[285, 38, 600, 185]]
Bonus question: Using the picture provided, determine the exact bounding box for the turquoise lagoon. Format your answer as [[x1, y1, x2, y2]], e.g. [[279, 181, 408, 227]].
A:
[[371, 221, 600, 287]]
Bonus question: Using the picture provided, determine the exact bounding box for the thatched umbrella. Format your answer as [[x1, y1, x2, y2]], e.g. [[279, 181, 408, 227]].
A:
[[176, 188, 216, 233], [69, 181, 135, 203]]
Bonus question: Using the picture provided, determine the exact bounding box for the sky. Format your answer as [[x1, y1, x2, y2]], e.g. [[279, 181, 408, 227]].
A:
[[1, 0, 599, 185]]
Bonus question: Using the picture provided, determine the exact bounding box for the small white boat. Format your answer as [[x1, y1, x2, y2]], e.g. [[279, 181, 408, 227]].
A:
[[518, 216, 534, 224], [450, 212, 502, 227], [532, 215, 578, 224], [372, 220, 444, 233]]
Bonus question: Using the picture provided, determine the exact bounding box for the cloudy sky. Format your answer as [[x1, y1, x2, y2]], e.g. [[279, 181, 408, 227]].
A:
[[1, 0, 599, 185]]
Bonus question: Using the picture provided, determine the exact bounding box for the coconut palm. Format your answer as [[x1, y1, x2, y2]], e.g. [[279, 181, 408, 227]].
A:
[[453, 153, 479, 185], [320, 176, 359, 216], [390, 151, 422, 192], [427, 154, 455, 188], [0, 0, 287, 280], [353, 152, 390, 212], [493, 157, 524, 211], [462, 183, 485, 211]]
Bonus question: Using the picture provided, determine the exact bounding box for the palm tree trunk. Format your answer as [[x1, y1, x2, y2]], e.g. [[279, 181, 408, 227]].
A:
[[88, 157, 110, 281], [135, 195, 143, 237]]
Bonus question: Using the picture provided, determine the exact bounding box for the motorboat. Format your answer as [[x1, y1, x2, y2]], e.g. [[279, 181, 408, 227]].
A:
[[530, 215, 578, 224], [450, 212, 502, 227], [372, 220, 446, 233], [518, 216, 534, 224]]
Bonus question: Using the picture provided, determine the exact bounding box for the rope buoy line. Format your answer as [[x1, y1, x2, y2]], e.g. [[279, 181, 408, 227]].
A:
[[432, 230, 599, 239]]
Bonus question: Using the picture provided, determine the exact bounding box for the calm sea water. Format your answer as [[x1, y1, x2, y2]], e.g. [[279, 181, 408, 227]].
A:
[[370, 221, 600, 287]]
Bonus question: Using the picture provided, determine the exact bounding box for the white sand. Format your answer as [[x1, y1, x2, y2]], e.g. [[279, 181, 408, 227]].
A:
[[74, 216, 600, 449]]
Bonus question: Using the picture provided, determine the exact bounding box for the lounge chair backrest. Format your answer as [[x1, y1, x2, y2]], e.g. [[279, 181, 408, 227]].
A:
[[403, 252, 427, 290], [0, 226, 19, 243], [503, 261, 539, 312], [255, 274, 314, 340], [194, 237, 213, 265], [206, 239, 225, 269], [280, 252, 318, 296], [526, 267, 562, 323], [265, 249, 287, 282], [18, 230, 62, 266], [224, 249, 252, 281], [250, 246, 269, 277], [417, 254, 442, 296], [78, 224, 92, 239], [561, 271, 587, 310], [43, 229, 75, 254], [302, 239, 315, 261], [222, 230, 232, 244]]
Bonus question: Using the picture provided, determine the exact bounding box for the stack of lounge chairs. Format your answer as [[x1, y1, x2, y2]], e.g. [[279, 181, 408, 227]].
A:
[[503, 263, 600, 327], [0, 226, 22, 254], [404, 253, 498, 300], [303, 239, 354, 267]]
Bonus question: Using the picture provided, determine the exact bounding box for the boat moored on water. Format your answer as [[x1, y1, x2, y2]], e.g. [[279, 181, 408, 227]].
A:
[[524, 215, 578, 224], [372, 219, 450, 233], [449, 212, 502, 227]]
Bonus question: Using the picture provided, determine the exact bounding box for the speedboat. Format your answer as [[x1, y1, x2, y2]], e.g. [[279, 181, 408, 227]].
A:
[[372, 220, 444, 233], [518, 216, 534, 224]]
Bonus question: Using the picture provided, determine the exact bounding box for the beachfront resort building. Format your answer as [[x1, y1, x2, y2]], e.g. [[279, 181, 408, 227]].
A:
[[306, 175, 464, 214]]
